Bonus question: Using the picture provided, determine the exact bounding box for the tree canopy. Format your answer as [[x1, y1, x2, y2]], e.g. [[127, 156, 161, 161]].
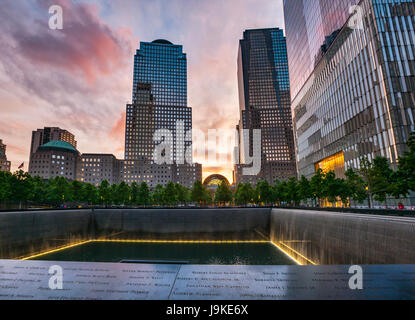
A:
[[214, 181, 233, 204]]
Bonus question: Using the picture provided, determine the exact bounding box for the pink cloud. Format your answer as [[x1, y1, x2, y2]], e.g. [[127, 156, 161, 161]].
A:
[[5, 144, 26, 156], [109, 111, 126, 140], [0, 0, 136, 171], [15, 0, 131, 85]]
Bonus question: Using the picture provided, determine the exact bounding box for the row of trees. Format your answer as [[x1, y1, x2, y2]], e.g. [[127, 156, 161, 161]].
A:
[[0, 172, 214, 208], [1, 133, 414, 209]]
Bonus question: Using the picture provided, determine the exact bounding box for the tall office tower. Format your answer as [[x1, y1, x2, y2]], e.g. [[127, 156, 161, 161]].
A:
[[126, 39, 192, 164], [0, 139, 11, 172], [235, 28, 297, 184], [124, 39, 200, 187], [126, 83, 155, 162], [284, 0, 415, 179]]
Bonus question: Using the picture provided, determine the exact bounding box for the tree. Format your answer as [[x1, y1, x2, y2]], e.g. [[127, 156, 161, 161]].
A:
[[234, 183, 255, 206], [71, 180, 84, 204], [130, 182, 139, 205], [286, 177, 300, 205], [191, 181, 209, 205], [322, 171, 336, 203], [358, 157, 374, 208], [98, 180, 111, 206], [138, 182, 151, 206], [255, 180, 272, 205], [108, 183, 118, 205], [297, 176, 312, 204], [214, 181, 233, 205], [175, 183, 189, 205], [82, 183, 97, 205], [116, 181, 131, 205], [273, 179, 288, 205], [389, 170, 409, 201], [30, 175, 47, 204], [203, 188, 212, 205], [397, 131, 415, 193], [152, 184, 165, 205], [46, 176, 71, 206], [356, 156, 395, 207], [164, 182, 178, 206], [310, 169, 325, 206], [344, 168, 367, 204], [371, 157, 393, 205], [0, 171, 12, 204], [9, 170, 34, 209], [336, 179, 351, 206], [323, 171, 347, 206]]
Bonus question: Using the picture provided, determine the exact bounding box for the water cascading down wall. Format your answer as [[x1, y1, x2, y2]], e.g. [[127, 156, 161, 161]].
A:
[[1, 208, 415, 264]]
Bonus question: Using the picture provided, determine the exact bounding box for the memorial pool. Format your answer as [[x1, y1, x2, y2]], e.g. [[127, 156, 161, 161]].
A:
[[28, 242, 295, 265]]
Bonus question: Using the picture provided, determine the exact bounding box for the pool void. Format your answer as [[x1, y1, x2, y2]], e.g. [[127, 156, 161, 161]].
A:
[[19, 239, 315, 265]]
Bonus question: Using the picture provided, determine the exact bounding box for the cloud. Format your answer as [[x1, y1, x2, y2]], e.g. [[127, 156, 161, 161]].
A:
[[0, 0, 137, 170], [109, 111, 126, 139], [5, 144, 27, 156], [0, 0, 285, 177], [109, 111, 126, 154], [18, 0, 128, 84]]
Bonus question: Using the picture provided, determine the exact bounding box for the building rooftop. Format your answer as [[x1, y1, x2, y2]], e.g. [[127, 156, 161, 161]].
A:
[[152, 39, 173, 45], [38, 140, 78, 154]]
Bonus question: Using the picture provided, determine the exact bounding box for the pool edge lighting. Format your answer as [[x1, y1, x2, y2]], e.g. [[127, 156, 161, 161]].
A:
[[20, 240, 94, 260], [20, 239, 307, 264], [19, 240, 269, 260], [270, 241, 317, 266], [94, 240, 269, 244]]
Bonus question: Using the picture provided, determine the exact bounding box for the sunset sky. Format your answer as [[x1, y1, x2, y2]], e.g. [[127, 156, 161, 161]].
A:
[[0, 0, 285, 182]]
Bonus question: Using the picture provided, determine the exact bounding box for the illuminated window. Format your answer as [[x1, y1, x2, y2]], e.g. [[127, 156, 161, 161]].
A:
[[315, 152, 345, 178]]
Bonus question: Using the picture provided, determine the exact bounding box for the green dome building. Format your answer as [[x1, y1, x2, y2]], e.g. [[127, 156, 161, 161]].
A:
[[29, 140, 80, 180]]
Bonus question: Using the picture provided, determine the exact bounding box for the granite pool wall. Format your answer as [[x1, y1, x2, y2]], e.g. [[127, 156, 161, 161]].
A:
[[1, 208, 415, 264]]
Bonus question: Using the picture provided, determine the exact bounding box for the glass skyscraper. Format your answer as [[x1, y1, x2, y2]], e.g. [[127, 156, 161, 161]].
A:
[[132, 39, 187, 106], [284, 0, 360, 99], [235, 28, 297, 184], [126, 39, 192, 163], [123, 39, 201, 188], [284, 0, 415, 179]]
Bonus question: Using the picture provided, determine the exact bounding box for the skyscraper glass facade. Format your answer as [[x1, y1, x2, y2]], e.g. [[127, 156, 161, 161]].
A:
[[123, 40, 200, 187], [236, 28, 296, 184], [284, 0, 415, 178], [126, 40, 192, 163], [132, 39, 187, 107], [284, 0, 360, 99]]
